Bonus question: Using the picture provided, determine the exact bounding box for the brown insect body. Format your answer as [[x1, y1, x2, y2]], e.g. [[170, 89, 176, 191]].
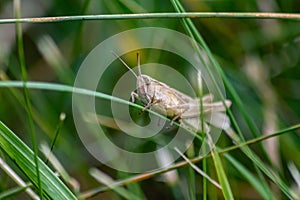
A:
[[113, 51, 231, 132], [136, 74, 192, 118]]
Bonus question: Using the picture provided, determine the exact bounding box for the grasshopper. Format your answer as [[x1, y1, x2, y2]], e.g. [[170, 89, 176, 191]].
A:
[[112, 52, 231, 132]]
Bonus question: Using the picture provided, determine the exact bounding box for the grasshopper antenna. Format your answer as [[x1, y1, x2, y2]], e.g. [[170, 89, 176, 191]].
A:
[[137, 52, 142, 76], [111, 51, 138, 79]]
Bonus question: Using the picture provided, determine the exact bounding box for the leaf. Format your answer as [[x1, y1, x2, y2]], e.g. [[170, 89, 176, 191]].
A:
[[0, 121, 76, 200]]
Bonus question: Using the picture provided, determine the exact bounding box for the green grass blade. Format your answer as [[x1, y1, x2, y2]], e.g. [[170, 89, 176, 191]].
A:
[[0, 80, 202, 141], [14, 0, 42, 197], [224, 154, 275, 199], [169, 0, 295, 198], [187, 167, 196, 200], [0, 121, 77, 200], [226, 128, 297, 199], [210, 147, 234, 200]]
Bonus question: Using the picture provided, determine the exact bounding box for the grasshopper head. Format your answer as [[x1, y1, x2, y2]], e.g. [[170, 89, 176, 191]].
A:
[[136, 74, 153, 104], [111, 51, 154, 105]]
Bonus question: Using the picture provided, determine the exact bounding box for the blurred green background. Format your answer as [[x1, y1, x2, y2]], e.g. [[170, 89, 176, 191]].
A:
[[0, 0, 300, 199]]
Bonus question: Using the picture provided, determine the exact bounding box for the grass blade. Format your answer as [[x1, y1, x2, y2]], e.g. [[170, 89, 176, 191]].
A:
[[170, 0, 295, 198], [224, 154, 275, 199], [14, 0, 42, 197], [208, 140, 234, 200], [0, 12, 299, 24], [0, 121, 77, 200]]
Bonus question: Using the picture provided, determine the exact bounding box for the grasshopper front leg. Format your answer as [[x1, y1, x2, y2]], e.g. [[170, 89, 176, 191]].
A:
[[131, 91, 162, 116], [131, 92, 147, 115], [131, 92, 138, 103], [133, 85, 163, 113]]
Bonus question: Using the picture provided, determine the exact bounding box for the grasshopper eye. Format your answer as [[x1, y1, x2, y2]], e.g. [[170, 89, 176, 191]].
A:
[[141, 76, 151, 85], [145, 77, 151, 85], [146, 78, 153, 86]]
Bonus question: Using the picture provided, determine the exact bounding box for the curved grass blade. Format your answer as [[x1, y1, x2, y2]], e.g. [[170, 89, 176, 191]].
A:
[[0, 121, 77, 200], [225, 154, 276, 199], [209, 145, 234, 199], [0, 80, 202, 141], [170, 0, 295, 198]]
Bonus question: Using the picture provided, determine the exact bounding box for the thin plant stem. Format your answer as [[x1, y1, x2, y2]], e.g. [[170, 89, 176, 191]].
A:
[[45, 113, 66, 165], [0, 12, 299, 24], [13, 0, 42, 198]]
